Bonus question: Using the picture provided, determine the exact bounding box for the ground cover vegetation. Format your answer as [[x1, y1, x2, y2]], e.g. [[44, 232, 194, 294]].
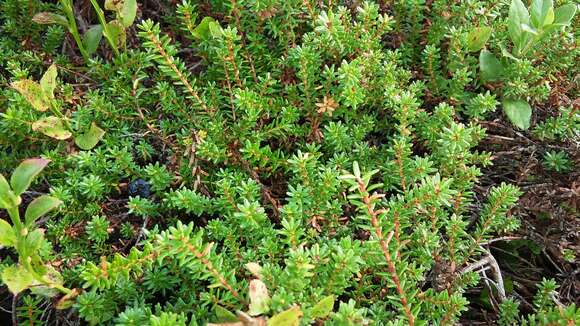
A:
[[0, 0, 578, 325]]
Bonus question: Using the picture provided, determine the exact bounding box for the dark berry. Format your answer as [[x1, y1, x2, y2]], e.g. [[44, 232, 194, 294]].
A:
[[129, 179, 151, 198]]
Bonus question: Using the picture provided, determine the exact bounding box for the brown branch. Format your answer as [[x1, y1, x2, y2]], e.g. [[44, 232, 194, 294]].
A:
[[357, 180, 415, 326]]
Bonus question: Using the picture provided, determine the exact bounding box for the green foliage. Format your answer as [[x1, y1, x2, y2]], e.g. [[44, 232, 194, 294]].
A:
[[542, 150, 573, 173], [0, 0, 578, 325], [0, 159, 69, 296], [477, 0, 577, 129]]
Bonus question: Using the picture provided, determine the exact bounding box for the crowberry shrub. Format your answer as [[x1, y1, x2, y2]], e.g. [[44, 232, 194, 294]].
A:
[[0, 0, 578, 325]]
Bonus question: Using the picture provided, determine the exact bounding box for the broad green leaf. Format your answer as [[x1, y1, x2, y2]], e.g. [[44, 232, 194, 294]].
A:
[[106, 20, 126, 49], [503, 99, 532, 130], [11, 79, 50, 111], [32, 116, 72, 140], [553, 4, 577, 26], [508, 0, 530, 51], [0, 174, 20, 208], [531, 0, 554, 28], [0, 219, 16, 247], [25, 195, 62, 226], [74, 122, 106, 150], [1, 265, 34, 294], [32, 12, 68, 27], [83, 25, 103, 55], [467, 26, 492, 52], [192, 16, 217, 40], [214, 305, 238, 323], [267, 306, 302, 326], [520, 23, 539, 35], [10, 158, 50, 196], [208, 21, 222, 38], [479, 50, 505, 82], [30, 265, 63, 297], [23, 229, 45, 258], [248, 279, 270, 316], [121, 0, 137, 27], [310, 295, 335, 319], [40, 64, 57, 100]]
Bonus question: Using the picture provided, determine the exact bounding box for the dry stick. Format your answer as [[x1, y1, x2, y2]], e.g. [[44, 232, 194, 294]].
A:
[[144, 30, 211, 115], [357, 180, 415, 326], [460, 252, 506, 302], [460, 191, 508, 268], [11, 293, 18, 326]]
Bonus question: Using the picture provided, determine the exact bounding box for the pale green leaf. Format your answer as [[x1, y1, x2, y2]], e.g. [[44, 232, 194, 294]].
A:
[[11, 79, 50, 111], [479, 50, 505, 82], [531, 0, 554, 28], [121, 0, 137, 27], [214, 305, 238, 323], [267, 306, 302, 326], [83, 25, 103, 55], [192, 16, 217, 40], [310, 295, 335, 319], [0, 174, 20, 209], [30, 265, 63, 297], [106, 20, 126, 49], [40, 64, 57, 100], [508, 0, 530, 51], [503, 98, 532, 130], [10, 158, 50, 196], [23, 229, 45, 258], [467, 26, 492, 52], [74, 122, 105, 150], [0, 219, 16, 247], [554, 4, 577, 26], [248, 279, 270, 316], [1, 265, 34, 294], [25, 195, 62, 227], [32, 116, 72, 140]]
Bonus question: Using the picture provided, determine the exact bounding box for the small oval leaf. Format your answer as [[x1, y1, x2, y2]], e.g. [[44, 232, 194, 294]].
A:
[[503, 98, 532, 130], [40, 64, 58, 100], [74, 122, 105, 150], [25, 195, 62, 226], [83, 25, 104, 55], [0, 219, 16, 247], [467, 26, 492, 52], [192, 16, 217, 40], [121, 0, 137, 27], [32, 116, 72, 140], [479, 50, 505, 82], [267, 306, 302, 326], [1, 265, 35, 294], [10, 158, 50, 196], [0, 174, 20, 209], [310, 295, 335, 319], [11, 79, 50, 111], [554, 4, 577, 26], [248, 279, 270, 316]]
